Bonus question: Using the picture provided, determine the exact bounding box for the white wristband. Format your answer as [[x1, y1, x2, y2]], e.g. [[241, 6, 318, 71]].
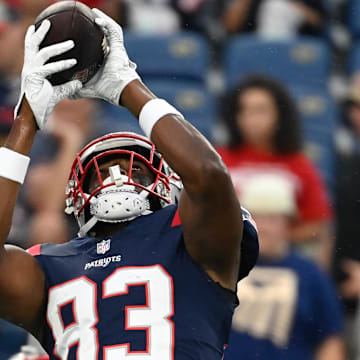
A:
[[0, 147, 30, 184], [139, 99, 184, 139]]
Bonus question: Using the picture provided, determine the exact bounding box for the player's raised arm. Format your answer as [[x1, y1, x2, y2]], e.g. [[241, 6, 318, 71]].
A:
[[0, 20, 81, 337], [122, 82, 243, 290], [75, 9, 243, 290]]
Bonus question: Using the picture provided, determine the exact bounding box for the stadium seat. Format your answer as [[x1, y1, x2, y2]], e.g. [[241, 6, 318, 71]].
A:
[[146, 79, 216, 140], [289, 86, 338, 135], [348, 0, 360, 37], [348, 41, 360, 74], [224, 35, 330, 89], [100, 104, 144, 136], [124, 32, 210, 82], [101, 80, 217, 141], [303, 129, 336, 192], [290, 86, 338, 190]]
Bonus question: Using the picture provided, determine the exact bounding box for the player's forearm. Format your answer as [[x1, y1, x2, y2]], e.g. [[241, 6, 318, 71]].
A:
[[0, 99, 37, 244], [4, 99, 37, 155], [121, 80, 232, 196]]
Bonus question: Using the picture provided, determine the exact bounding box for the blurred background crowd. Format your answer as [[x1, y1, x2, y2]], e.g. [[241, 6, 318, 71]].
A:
[[0, 0, 359, 359]]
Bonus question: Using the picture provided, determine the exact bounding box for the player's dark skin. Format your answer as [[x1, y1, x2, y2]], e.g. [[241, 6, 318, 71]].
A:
[[0, 80, 243, 342]]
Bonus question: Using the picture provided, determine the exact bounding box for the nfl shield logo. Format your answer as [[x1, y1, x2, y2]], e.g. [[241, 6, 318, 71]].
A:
[[97, 239, 111, 255]]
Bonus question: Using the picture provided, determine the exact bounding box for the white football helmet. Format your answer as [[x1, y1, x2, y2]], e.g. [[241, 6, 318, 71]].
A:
[[65, 132, 183, 237]]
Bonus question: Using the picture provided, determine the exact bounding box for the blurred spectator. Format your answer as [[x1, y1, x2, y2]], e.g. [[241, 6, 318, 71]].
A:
[[225, 174, 345, 360], [341, 260, 360, 299], [334, 74, 360, 286], [333, 75, 360, 320], [336, 75, 360, 155], [123, 0, 180, 34], [0, 1, 12, 22], [170, 0, 205, 31], [100, 0, 127, 27], [0, 102, 12, 146], [339, 259, 360, 360], [169, 0, 227, 41], [0, 19, 24, 98], [217, 75, 333, 268], [4, 0, 52, 22], [223, 0, 327, 38]]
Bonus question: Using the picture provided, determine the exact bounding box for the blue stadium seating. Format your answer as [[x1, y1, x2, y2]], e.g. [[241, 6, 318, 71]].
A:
[[289, 86, 338, 135], [124, 32, 210, 82], [100, 104, 144, 136], [289, 86, 338, 190], [100, 80, 216, 141], [146, 79, 216, 138], [348, 0, 360, 37], [303, 129, 336, 193], [224, 36, 330, 90], [348, 41, 360, 74]]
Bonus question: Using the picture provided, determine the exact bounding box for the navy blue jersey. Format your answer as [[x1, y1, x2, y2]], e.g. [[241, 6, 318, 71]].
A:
[[225, 252, 344, 360], [28, 205, 258, 360]]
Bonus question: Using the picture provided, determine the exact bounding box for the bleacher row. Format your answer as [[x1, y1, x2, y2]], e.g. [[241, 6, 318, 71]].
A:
[[101, 30, 360, 192]]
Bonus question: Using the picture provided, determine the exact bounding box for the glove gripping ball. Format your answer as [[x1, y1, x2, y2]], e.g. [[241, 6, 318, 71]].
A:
[[34, 0, 108, 86]]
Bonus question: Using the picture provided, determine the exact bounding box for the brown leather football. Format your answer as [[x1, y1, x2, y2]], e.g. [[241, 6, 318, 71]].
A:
[[34, 1, 107, 86]]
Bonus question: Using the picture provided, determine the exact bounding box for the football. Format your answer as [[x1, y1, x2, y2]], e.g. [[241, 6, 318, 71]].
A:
[[34, 0, 107, 86]]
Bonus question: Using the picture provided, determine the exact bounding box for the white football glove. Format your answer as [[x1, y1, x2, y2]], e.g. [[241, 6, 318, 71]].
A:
[[15, 20, 83, 129], [71, 8, 140, 106]]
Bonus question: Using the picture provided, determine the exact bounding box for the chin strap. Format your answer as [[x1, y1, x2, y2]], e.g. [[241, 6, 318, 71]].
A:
[[77, 215, 99, 238]]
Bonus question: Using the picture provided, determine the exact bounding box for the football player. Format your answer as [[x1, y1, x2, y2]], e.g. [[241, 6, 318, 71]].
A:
[[0, 9, 258, 360]]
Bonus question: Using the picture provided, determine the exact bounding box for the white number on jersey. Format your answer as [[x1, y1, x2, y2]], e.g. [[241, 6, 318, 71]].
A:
[[47, 265, 174, 359]]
